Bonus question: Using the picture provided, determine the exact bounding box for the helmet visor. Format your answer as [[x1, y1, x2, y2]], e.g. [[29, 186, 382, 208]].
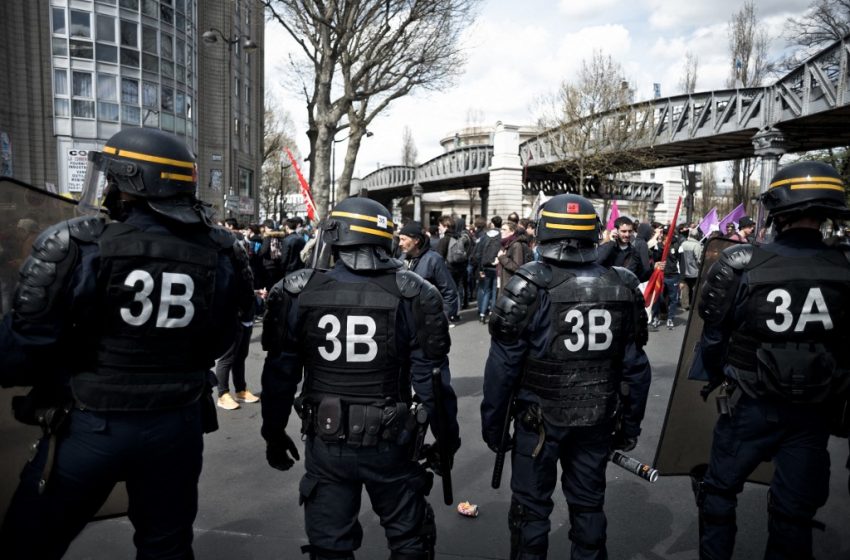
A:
[[77, 150, 109, 215]]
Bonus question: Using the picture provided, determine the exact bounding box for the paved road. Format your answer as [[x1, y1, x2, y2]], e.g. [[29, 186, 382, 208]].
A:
[[66, 307, 850, 559]]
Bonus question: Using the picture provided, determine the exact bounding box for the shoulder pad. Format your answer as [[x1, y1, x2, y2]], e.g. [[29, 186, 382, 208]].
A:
[[698, 246, 751, 325], [490, 270, 541, 344], [67, 215, 106, 243], [719, 244, 754, 270], [396, 269, 425, 298], [283, 268, 316, 295], [515, 261, 552, 288], [610, 266, 640, 289], [409, 277, 451, 360], [207, 225, 237, 249]]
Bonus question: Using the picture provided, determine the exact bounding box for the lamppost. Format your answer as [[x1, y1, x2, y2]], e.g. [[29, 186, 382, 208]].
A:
[[331, 129, 373, 211], [202, 28, 258, 218]]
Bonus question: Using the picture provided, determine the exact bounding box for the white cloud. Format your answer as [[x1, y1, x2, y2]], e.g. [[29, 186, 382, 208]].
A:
[[558, 0, 621, 20]]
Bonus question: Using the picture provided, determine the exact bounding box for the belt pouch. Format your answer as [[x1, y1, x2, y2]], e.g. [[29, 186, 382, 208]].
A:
[[362, 406, 383, 447], [347, 404, 366, 447], [317, 397, 344, 442]]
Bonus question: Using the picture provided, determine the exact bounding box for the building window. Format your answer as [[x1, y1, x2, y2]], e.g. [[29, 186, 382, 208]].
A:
[[234, 77, 239, 98], [142, 81, 158, 107], [98, 102, 120, 122], [245, 84, 250, 108], [161, 32, 173, 60], [176, 38, 184, 64], [120, 0, 140, 10], [120, 20, 138, 47], [186, 94, 192, 119], [96, 15, 115, 42], [142, 0, 158, 18], [175, 0, 184, 12], [143, 53, 159, 73], [69, 40, 94, 59], [234, 118, 239, 136], [69, 10, 91, 38], [54, 98, 71, 117], [161, 85, 174, 112], [54, 70, 68, 95], [122, 78, 139, 104], [122, 105, 141, 124], [52, 38, 68, 56], [97, 74, 118, 101], [160, 4, 174, 24], [97, 43, 118, 63], [72, 100, 96, 119], [52, 8, 67, 35], [161, 60, 174, 78], [175, 91, 185, 116], [176, 12, 185, 32], [238, 167, 252, 197], [96, 0, 118, 4], [120, 48, 140, 68], [142, 25, 157, 53], [73, 71, 93, 97]]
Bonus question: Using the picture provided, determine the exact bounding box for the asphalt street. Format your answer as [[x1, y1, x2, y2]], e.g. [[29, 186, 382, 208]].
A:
[[65, 307, 850, 560]]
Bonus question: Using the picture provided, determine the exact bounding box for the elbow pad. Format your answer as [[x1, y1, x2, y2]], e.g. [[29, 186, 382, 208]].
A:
[[14, 216, 105, 321], [489, 262, 550, 344], [698, 244, 752, 326], [397, 270, 451, 361]]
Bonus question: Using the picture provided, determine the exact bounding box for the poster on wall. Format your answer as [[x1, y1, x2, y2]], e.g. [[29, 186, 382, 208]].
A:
[[210, 169, 223, 191], [67, 149, 90, 192]]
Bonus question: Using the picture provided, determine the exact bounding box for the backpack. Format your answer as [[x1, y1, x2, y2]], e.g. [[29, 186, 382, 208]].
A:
[[447, 234, 470, 265]]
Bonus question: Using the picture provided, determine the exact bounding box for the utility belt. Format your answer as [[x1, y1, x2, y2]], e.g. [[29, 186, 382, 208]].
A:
[[295, 395, 429, 455]]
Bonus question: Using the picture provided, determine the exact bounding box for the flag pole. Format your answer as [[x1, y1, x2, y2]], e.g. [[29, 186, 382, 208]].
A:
[[643, 196, 682, 308], [285, 148, 319, 222]]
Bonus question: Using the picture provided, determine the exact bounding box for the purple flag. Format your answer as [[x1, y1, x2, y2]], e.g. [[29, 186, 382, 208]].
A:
[[606, 200, 620, 231], [718, 203, 746, 234], [698, 207, 718, 237]]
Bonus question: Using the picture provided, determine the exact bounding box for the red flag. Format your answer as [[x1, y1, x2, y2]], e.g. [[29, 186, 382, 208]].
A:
[[643, 196, 682, 308], [285, 148, 318, 221]]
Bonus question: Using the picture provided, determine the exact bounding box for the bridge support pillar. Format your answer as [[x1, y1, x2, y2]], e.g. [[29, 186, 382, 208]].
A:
[[488, 122, 523, 218], [412, 183, 423, 222], [752, 127, 786, 232]]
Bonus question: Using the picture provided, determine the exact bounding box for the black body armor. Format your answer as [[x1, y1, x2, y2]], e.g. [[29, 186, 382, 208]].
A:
[[524, 267, 637, 427], [72, 222, 221, 411], [725, 247, 850, 402]]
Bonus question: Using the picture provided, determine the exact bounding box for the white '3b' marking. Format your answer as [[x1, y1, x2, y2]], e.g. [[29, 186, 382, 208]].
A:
[[317, 314, 378, 362], [765, 288, 833, 333], [120, 270, 195, 328], [563, 309, 613, 352]]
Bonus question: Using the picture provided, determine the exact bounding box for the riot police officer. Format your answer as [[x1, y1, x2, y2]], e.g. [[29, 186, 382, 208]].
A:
[[691, 161, 850, 559], [481, 194, 652, 560], [260, 197, 459, 560], [0, 128, 254, 559]]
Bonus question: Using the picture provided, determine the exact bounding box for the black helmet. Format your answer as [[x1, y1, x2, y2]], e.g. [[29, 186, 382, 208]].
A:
[[537, 194, 601, 244], [322, 197, 395, 252], [761, 161, 850, 224]]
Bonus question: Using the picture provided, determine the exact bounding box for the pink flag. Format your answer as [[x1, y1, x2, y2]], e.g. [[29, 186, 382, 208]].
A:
[[698, 207, 718, 237], [606, 200, 620, 231], [718, 203, 746, 234]]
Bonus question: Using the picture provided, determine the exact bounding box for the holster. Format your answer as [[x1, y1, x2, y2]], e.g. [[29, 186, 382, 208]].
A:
[[715, 381, 742, 416]]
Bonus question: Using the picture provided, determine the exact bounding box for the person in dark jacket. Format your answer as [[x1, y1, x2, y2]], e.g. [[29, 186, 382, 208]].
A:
[[437, 215, 470, 319], [689, 161, 850, 560], [496, 220, 532, 297], [279, 217, 307, 275], [398, 221, 459, 320], [471, 217, 502, 323], [0, 128, 254, 559], [258, 219, 284, 290], [482, 194, 652, 560], [260, 198, 459, 560], [596, 216, 646, 279]]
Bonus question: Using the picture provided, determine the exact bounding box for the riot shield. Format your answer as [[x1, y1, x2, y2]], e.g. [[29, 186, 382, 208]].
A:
[[653, 236, 773, 484], [0, 178, 127, 526]]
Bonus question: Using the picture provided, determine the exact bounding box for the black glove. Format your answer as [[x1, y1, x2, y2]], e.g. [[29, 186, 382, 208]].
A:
[[266, 433, 300, 471], [612, 432, 637, 453], [423, 438, 459, 477]]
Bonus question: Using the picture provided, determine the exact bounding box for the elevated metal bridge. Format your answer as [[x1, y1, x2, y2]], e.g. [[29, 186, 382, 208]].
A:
[[357, 33, 850, 210]]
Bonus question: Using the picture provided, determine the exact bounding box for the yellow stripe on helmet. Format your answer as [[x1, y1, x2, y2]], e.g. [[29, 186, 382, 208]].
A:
[[350, 224, 394, 239], [788, 184, 845, 191], [544, 223, 597, 231], [540, 210, 597, 220], [331, 210, 394, 228], [103, 146, 195, 169], [160, 172, 194, 182], [769, 176, 843, 188]]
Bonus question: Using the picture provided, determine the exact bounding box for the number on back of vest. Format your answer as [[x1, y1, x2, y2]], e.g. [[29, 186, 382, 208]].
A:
[[563, 309, 613, 352], [120, 270, 195, 328], [765, 288, 833, 333], [317, 314, 378, 362]]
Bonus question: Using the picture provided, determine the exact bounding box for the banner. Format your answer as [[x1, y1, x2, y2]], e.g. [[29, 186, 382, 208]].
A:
[[285, 148, 318, 221], [718, 203, 746, 234], [697, 207, 718, 237], [643, 196, 682, 308], [606, 199, 620, 231]]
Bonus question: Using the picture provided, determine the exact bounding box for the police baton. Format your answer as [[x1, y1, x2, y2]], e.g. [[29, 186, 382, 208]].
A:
[[431, 367, 454, 505], [491, 391, 516, 489], [609, 450, 659, 483]]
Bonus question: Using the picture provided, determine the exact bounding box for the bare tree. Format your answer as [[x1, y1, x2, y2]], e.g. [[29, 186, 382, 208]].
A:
[[261, 97, 301, 221], [263, 0, 478, 215], [678, 51, 699, 94], [537, 51, 657, 196], [401, 126, 418, 166], [727, 1, 769, 206], [786, 0, 850, 50]]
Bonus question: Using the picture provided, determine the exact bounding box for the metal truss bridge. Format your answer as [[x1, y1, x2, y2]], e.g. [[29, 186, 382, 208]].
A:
[[359, 33, 850, 204]]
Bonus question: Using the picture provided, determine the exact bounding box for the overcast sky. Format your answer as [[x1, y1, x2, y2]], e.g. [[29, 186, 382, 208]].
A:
[[263, 0, 813, 179]]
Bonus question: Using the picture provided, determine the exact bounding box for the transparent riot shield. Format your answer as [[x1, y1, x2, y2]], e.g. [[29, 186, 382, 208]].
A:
[[0, 178, 127, 526], [653, 236, 773, 484]]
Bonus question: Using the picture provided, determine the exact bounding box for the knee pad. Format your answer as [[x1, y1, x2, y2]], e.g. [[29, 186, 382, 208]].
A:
[[698, 483, 738, 527], [567, 503, 606, 551], [508, 500, 547, 558]]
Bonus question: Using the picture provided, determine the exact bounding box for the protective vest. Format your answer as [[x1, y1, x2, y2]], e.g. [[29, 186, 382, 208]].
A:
[[72, 222, 219, 411], [298, 272, 406, 402], [524, 268, 635, 427], [727, 246, 850, 403]]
